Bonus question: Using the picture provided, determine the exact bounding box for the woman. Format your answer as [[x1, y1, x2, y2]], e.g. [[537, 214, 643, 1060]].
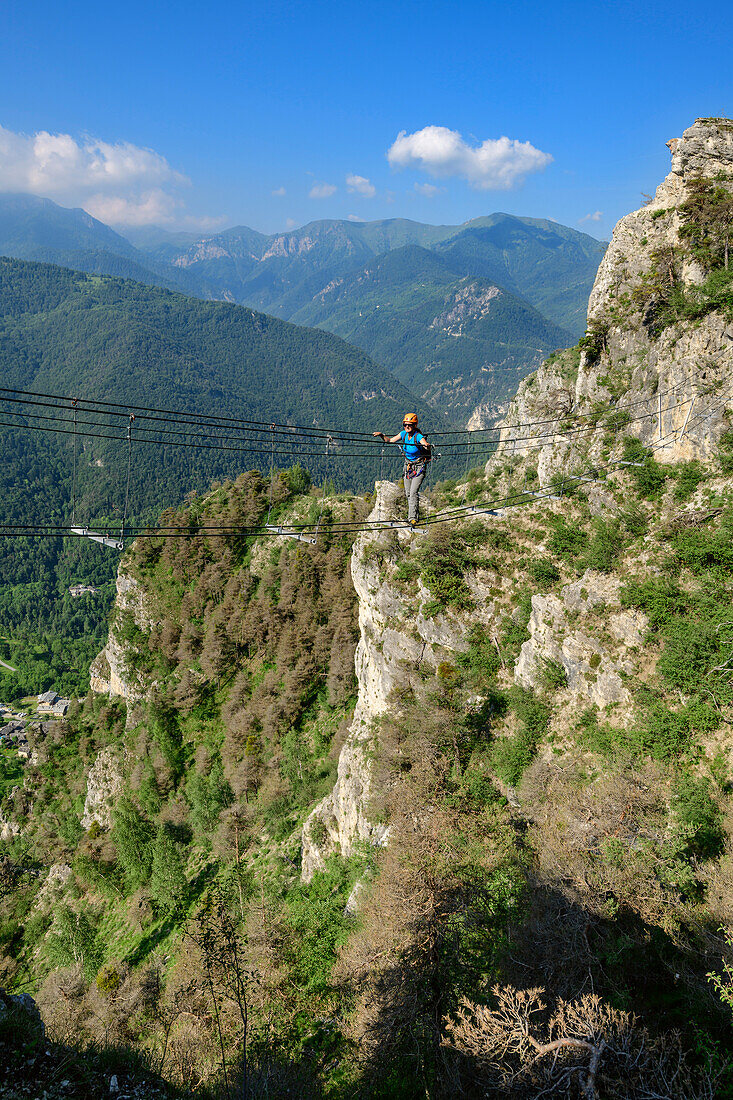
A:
[[373, 413, 431, 526]]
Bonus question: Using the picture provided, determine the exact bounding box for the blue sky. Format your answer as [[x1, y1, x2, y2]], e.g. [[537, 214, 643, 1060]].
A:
[[1, 0, 732, 238]]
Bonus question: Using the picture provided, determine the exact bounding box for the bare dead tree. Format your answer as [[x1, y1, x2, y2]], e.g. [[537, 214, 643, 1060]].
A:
[[443, 985, 717, 1099]]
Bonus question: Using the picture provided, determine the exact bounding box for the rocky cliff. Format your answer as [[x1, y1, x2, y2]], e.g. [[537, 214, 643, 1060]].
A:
[[497, 118, 733, 482], [89, 569, 152, 702], [301, 118, 733, 886]]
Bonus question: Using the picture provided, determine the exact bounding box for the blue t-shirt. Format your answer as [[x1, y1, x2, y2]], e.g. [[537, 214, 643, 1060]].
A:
[[400, 430, 426, 462]]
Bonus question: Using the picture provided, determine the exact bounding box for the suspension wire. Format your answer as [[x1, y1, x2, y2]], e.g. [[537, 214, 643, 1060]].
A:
[[378, 445, 385, 522], [315, 435, 333, 541], [121, 415, 135, 542], [0, 386, 708, 466], [0, 375, 706, 446], [6, 383, 729, 543], [0, 385, 384, 442], [0, 377, 728, 545], [460, 429, 471, 506], [266, 425, 276, 525], [71, 399, 78, 524], [0, 374, 711, 469]]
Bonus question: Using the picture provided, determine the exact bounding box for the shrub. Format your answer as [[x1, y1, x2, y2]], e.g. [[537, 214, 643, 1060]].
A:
[[111, 797, 154, 891], [149, 824, 188, 914], [547, 516, 587, 560], [657, 618, 724, 690], [529, 558, 560, 587], [619, 504, 648, 537], [621, 437, 667, 498], [583, 518, 624, 572], [671, 524, 733, 576], [540, 658, 567, 691], [456, 625, 502, 685], [492, 688, 550, 785], [419, 529, 480, 611], [283, 855, 359, 994], [187, 758, 233, 833], [447, 767, 502, 811], [620, 577, 685, 628], [718, 429, 733, 473], [672, 460, 707, 501], [501, 594, 532, 658], [673, 774, 724, 860], [282, 463, 311, 494], [45, 903, 103, 979], [491, 735, 535, 787], [96, 963, 122, 996]]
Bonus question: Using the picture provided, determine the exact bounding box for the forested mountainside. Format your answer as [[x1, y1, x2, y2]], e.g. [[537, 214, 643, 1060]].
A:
[[0, 196, 603, 425], [2, 118, 733, 1099], [162, 212, 602, 339], [289, 244, 569, 424], [156, 213, 604, 424], [0, 257, 440, 699]]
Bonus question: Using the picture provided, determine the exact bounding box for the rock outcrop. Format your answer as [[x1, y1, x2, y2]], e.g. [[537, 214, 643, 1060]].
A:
[[301, 481, 502, 880], [302, 119, 733, 883], [514, 570, 646, 713], [497, 119, 733, 479], [81, 747, 124, 829], [89, 568, 150, 701]]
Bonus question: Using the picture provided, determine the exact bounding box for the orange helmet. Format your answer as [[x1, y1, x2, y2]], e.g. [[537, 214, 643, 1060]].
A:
[[403, 413, 418, 427]]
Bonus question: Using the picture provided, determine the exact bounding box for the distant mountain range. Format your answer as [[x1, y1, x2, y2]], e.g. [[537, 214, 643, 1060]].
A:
[[0, 194, 605, 424]]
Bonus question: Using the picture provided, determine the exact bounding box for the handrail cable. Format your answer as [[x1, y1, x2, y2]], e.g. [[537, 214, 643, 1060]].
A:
[[2, 385, 728, 542], [0, 383, 710, 461], [0, 375, 710, 444]]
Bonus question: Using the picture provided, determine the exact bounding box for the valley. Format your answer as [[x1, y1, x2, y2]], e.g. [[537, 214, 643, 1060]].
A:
[[0, 198, 605, 425], [2, 117, 733, 1100]]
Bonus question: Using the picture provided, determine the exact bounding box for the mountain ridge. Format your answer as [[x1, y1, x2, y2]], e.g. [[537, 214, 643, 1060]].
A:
[[0, 194, 604, 424]]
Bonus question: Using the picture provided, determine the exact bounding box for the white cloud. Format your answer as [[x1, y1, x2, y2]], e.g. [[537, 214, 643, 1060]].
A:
[[346, 214, 364, 222], [0, 122, 203, 226], [579, 210, 603, 223], [83, 189, 183, 227], [346, 173, 376, 198], [285, 218, 297, 229], [387, 125, 552, 190], [414, 182, 442, 197], [309, 181, 337, 199], [272, 186, 286, 196]]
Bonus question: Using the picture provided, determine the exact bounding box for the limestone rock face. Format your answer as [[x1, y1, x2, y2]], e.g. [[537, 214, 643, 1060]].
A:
[[81, 746, 124, 829], [90, 568, 151, 701], [301, 481, 502, 881], [514, 570, 646, 713], [495, 119, 733, 480], [0, 808, 20, 842]]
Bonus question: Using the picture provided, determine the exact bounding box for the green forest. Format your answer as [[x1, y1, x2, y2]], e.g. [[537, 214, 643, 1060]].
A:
[[0, 257, 449, 696]]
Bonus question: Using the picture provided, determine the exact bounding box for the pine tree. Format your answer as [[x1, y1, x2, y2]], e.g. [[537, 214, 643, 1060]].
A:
[[150, 824, 188, 914], [111, 796, 154, 891]]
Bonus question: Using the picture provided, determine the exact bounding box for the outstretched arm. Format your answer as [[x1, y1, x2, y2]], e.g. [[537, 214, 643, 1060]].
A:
[[372, 431, 403, 443]]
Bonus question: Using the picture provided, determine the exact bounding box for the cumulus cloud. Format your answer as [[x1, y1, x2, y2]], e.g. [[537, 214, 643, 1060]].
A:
[[346, 214, 365, 222], [346, 173, 376, 198], [414, 182, 442, 197], [285, 218, 297, 229], [0, 123, 204, 226], [579, 210, 603, 223], [272, 186, 286, 196], [309, 181, 337, 199], [387, 125, 552, 190]]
